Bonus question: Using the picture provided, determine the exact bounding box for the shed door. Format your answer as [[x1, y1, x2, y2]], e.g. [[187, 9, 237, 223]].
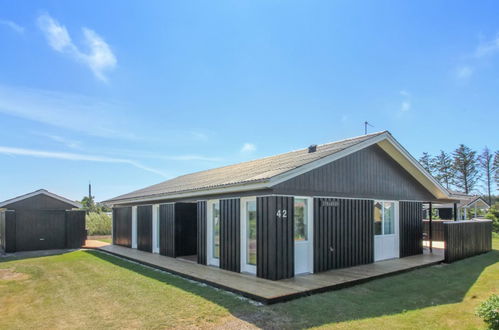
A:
[[374, 201, 400, 261]]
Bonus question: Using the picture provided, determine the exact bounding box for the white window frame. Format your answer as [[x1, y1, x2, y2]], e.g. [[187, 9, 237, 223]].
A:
[[374, 200, 398, 237], [206, 199, 220, 267], [294, 196, 314, 274], [240, 197, 257, 274], [131, 206, 137, 249], [152, 204, 160, 253]]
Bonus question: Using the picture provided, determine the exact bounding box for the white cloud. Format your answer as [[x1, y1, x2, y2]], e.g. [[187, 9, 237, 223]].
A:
[[0, 84, 135, 139], [0, 19, 24, 33], [400, 101, 411, 112], [475, 35, 499, 58], [240, 143, 256, 153], [37, 13, 116, 81], [399, 90, 410, 97], [0, 146, 167, 177], [32, 132, 81, 149], [456, 66, 473, 79]]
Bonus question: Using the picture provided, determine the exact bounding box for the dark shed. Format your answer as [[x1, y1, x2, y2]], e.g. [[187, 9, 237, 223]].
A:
[[0, 189, 85, 252]]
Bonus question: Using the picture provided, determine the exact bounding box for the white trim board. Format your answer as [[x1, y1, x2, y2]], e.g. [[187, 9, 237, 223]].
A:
[[0, 189, 82, 208]]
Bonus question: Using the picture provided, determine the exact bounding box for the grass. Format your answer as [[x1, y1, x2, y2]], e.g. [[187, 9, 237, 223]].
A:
[[0, 239, 498, 329]]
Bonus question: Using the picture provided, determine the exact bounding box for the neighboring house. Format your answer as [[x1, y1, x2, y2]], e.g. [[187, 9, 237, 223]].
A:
[[0, 189, 85, 252], [432, 190, 490, 220], [105, 131, 457, 280]]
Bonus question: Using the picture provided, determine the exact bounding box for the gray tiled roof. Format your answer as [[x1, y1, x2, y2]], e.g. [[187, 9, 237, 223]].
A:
[[106, 131, 386, 202]]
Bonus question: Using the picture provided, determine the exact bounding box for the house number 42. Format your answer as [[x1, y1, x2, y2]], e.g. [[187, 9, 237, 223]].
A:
[[276, 209, 288, 218]]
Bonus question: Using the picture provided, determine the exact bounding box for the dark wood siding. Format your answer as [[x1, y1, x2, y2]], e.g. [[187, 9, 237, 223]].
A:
[[65, 210, 86, 248], [444, 220, 492, 263], [197, 201, 207, 265], [159, 203, 175, 257], [273, 144, 435, 201], [112, 207, 132, 247], [219, 199, 240, 272], [423, 220, 446, 241], [0, 210, 16, 252], [175, 203, 197, 257], [137, 205, 153, 252], [3, 193, 76, 211], [14, 210, 66, 251], [313, 198, 374, 272], [257, 196, 294, 280], [399, 201, 423, 257]]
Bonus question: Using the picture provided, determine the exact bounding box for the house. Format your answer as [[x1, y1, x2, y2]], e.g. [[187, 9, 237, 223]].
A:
[[0, 189, 85, 252], [431, 190, 490, 220], [105, 131, 457, 281]]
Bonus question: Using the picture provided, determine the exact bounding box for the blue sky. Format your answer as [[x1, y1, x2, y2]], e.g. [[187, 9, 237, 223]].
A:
[[0, 1, 498, 202]]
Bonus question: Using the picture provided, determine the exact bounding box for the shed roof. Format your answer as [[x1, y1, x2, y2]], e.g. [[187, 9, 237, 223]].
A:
[[0, 189, 82, 209], [106, 131, 453, 204]]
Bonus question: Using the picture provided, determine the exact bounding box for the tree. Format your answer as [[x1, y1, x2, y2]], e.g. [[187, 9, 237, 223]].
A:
[[419, 152, 435, 175], [434, 150, 454, 189], [495, 151, 499, 190], [452, 144, 480, 194], [479, 147, 494, 204], [81, 195, 96, 213]]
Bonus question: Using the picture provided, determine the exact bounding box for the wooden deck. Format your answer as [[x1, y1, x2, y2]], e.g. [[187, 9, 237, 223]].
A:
[[97, 244, 444, 304]]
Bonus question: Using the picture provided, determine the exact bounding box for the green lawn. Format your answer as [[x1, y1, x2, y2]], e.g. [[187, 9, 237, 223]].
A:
[[0, 239, 498, 329]]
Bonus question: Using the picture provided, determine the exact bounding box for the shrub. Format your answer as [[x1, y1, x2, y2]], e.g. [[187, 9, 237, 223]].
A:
[[485, 204, 499, 234], [86, 212, 112, 236], [476, 294, 499, 329]]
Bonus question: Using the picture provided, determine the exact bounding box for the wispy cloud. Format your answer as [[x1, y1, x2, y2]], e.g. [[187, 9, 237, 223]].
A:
[[240, 143, 256, 154], [475, 35, 499, 58], [456, 66, 473, 79], [399, 90, 411, 113], [32, 132, 81, 149], [0, 84, 136, 139], [400, 101, 411, 112], [0, 146, 167, 177], [37, 13, 116, 81], [0, 19, 24, 33]]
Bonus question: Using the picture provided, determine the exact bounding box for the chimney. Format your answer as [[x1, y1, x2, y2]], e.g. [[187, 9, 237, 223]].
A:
[[308, 144, 317, 153]]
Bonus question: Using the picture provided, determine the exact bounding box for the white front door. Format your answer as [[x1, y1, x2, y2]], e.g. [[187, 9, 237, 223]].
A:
[[240, 197, 257, 274], [152, 204, 160, 253], [374, 201, 399, 261], [294, 197, 313, 274], [207, 200, 220, 267]]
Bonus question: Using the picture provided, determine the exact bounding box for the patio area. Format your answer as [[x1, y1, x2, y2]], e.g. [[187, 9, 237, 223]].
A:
[[97, 244, 444, 304]]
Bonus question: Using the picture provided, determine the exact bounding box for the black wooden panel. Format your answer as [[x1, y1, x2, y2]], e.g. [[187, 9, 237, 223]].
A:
[[112, 207, 132, 247], [444, 220, 492, 263], [175, 203, 197, 257], [273, 144, 434, 201], [137, 205, 153, 252], [0, 210, 16, 252], [313, 198, 374, 273], [15, 210, 66, 251], [399, 201, 423, 257], [257, 196, 294, 280], [220, 199, 240, 272], [159, 203, 175, 257], [65, 210, 86, 248], [423, 220, 445, 241], [3, 193, 76, 211], [437, 208, 453, 220], [197, 201, 207, 265]]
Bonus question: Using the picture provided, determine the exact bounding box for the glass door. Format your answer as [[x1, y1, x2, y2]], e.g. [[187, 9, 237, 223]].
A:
[[374, 201, 400, 261], [207, 200, 220, 266], [294, 197, 313, 274], [240, 197, 257, 274]]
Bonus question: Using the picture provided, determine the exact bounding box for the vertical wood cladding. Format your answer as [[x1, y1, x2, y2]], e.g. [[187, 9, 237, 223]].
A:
[[0, 210, 16, 252], [65, 210, 86, 248], [444, 220, 492, 263], [112, 207, 132, 247], [313, 198, 374, 273], [159, 203, 175, 257], [197, 201, 207, 265], [423, 220, 446, 241], [137, 205, 153, 252], [399, 202, 423, 257], [15, 210, 66, 251], [175, 203, 198, 257], [257, 196, 294, 280], [220, 199, 240, 272], [273, 144, 434, 201]]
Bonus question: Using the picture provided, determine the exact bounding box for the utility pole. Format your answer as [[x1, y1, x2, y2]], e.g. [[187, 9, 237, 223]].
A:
[[364, 121, 374, 135], [88, 181, 92, 201]]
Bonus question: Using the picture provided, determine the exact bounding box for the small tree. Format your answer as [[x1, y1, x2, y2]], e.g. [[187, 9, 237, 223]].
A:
[[419, 152, 435, 175], [479, 147, 495, 205], [494, 151, 499, 190], [434, 150, 454, 189], [453, 144, 480, 194], [81, 195, 96, 213]]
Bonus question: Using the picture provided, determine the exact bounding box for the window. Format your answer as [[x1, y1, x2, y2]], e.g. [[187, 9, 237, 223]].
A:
[[294, 198, 308, 241], [246, 201, 257, 265], [374, 201, 395, 236], [212, 202, 220, 259]]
